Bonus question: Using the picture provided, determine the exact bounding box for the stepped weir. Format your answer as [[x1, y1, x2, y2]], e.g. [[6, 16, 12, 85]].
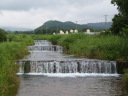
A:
[[17, 40, 118, 75], [17, 40, 126, 96]]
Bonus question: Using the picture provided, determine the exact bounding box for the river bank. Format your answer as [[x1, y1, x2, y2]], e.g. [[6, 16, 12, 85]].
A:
[[0, 34, 33, 96]]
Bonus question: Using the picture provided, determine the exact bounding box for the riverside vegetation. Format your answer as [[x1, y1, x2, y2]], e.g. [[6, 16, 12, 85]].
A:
[[1, 31, 128, 95], [0, 32, 33, 96], [31, 33, 128, 88]]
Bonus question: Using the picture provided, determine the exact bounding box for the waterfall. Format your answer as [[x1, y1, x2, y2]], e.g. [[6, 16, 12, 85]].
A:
[[28, 40, 62, 52], [17, 40, 118, 76], [17, 60, 117, 74]]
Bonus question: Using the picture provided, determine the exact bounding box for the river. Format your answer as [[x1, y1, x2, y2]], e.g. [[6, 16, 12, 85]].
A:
[[16, 40, 128, 96]]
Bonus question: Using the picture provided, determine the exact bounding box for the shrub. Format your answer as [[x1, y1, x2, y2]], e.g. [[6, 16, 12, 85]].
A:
[[0, 29, 7, 42], [7, 34, 34, 45]]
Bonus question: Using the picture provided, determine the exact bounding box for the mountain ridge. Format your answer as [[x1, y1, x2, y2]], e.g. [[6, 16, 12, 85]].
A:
[[35, 20, 112, 31]]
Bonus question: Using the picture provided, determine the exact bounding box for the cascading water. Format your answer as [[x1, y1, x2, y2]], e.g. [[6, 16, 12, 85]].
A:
[[28, 40, 62, 52], [17, 60, 117, 74], [17, 40, 118, 76], [17, 40, 126, 96]]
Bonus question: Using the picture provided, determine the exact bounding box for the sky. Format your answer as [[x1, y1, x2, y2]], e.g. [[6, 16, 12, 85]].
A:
[[0, 0, 118, 29]]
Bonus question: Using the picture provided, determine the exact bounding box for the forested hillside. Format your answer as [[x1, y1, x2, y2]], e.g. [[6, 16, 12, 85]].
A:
[[34, 20, 112, 34]]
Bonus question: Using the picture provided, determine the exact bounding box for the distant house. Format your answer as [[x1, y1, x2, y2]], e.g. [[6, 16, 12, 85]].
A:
[[86, 29, 90, 34], [66, 31, 68, 34], [60, 30, 64, 34], [70, 29, 74, 33], [74, 29, 78, 33]]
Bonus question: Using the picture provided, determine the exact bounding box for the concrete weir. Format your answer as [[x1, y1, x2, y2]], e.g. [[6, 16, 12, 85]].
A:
[[16, 40, 118, 76]]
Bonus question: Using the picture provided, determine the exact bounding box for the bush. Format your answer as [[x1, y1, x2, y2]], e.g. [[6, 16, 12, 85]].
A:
[[7, 34, 34, 45], [121, 25, 128, 37], [48, 34, 63, 45], [0, 29, 7, 42], [58, 34, 86, 52]]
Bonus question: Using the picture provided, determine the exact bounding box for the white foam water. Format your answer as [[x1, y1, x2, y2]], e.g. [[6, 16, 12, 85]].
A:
[[16, 73, 120, 78], [17, 40, 119, 77]]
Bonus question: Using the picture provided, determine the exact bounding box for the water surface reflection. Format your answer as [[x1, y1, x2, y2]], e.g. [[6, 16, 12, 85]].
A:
[[17, 76, 127, 96]]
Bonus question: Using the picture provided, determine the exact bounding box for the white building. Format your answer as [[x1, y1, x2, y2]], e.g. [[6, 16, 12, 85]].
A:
[[66, 31, 69, 34], [86, 29, 90, 34], [60, 30, 64, 34], [70, 29, 74, 33], [74, 29, 78, 33]]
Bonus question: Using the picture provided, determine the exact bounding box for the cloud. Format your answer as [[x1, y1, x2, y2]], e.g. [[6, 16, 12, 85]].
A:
[[0, 0, 118, 29], [0, 0, 109, 11]]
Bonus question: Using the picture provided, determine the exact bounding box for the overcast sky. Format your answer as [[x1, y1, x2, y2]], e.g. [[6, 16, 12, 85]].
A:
[[0, 0, 118, 29]]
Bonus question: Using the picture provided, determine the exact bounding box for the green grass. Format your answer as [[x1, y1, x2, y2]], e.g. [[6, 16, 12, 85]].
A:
[[31, 34, 128, 60], [0, 34, 33, 96], [68, 35, 128, 60]]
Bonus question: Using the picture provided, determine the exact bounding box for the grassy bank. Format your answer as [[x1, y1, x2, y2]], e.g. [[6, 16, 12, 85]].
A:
[[31, 34, 128, 60], [0, 34, 33, 96]]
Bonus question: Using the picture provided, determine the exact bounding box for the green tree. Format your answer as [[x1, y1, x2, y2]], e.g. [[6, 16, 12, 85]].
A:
[[111, 0, 128, 34], [0, 29, 7, 42], [111, 0, 128, 16]]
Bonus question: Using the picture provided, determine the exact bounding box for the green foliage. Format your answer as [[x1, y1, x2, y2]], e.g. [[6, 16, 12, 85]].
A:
[[0, 34, 33, 96], [48, 34, 63, 45], [57, 34, 86, 51], [7, 34, 34, 45], [0, 29, 7, 42], [0, 42, 28, 96], [24, 61, 31, 73], [111, 14, 128, 34], [122, 69, 128, 88], [121, 25, 128, 37], [70, 35, 128, 60], [31, 34, 128, 60], [111, 0, 128, 16], [111, 0, 128, 34], [30, 34, 51, 40]]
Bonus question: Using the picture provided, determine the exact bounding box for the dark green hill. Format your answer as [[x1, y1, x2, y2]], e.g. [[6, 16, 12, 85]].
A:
[[35, 20, 81, 30], [34, 20, 112, 34]]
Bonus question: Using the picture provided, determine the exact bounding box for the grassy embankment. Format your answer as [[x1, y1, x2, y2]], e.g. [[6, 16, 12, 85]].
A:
[[0, 34, 33, 96], [31, 34, 128, 60], [31, 33, 128, 87]]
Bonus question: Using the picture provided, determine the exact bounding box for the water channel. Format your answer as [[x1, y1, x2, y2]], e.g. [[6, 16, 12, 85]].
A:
[[16, 40, 127, 96]]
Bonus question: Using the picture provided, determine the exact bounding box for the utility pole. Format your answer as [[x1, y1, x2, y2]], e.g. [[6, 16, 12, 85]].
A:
[[75, 21, 77, 30], [104, 15, 108, 30], [56, 24, 58, 33], [46, 27, 48, 34]]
